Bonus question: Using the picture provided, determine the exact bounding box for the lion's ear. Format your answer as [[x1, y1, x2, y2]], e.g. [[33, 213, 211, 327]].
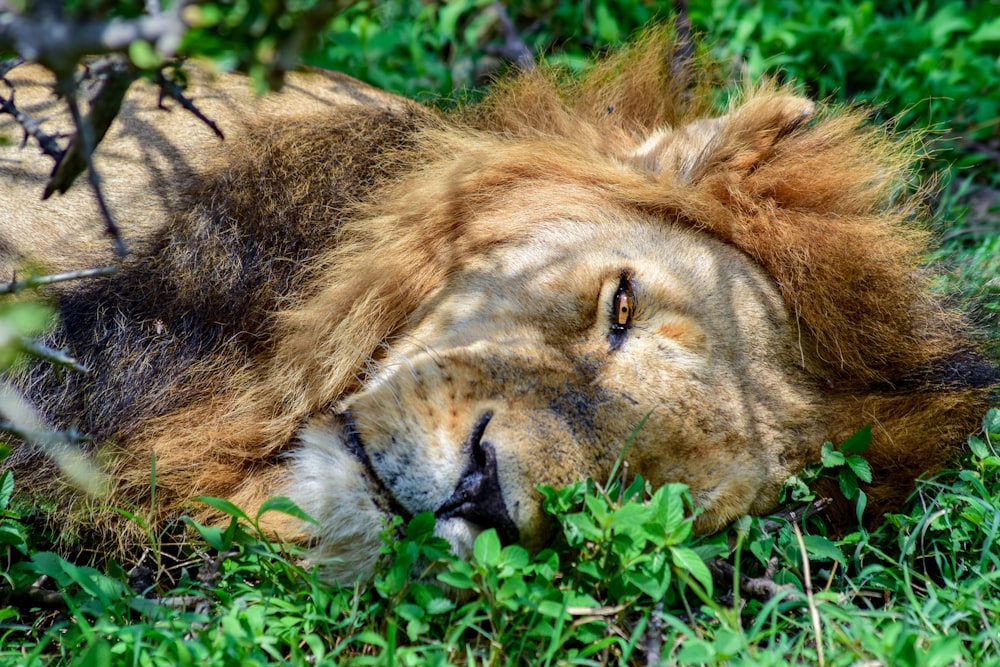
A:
[[629, 93, 815, 183]]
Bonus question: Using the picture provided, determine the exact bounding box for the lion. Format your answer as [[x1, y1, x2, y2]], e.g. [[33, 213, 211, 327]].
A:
[[1, 32, 996, 583]]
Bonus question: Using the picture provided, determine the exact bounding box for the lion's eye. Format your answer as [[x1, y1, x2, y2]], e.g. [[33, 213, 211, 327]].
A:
[[613, 283, 634, 328], [608, 277, 635, 349]]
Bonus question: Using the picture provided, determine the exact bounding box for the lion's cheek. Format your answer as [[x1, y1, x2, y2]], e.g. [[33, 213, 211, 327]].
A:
[[286, 420, 393, 584]]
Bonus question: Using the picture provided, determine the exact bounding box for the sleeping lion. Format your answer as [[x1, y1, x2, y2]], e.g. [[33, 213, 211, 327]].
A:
[[1, 33, 996, 582]]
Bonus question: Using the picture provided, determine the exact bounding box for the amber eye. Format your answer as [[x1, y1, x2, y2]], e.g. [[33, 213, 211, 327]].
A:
[[613, 284, 634, 328], [609, 278, 635, 352]]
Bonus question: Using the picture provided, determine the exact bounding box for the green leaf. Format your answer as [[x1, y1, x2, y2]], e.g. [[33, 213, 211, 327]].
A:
[[609, 500, 652, 534], [649, 483, 687, 535], [839, 425, 872, 454], [594, 1, 621, 43], [625, 566, 670, 599], [538, 599, 567, 618], [801, 534, 846, 564], [983, 408, 1000, 436], [424, 597, 455, 615], [968, 435, 990, 459], [562, 512, 602, 544], [128, 40, 162, 69], [499, 544, 530, 570], [0, 524, 28, 552], [677, 639, 715, 664], [473, 528, 501, 568], [182, 517, 227, 552], [846, 455, 873, 483], [0, 470, 14, 507], [406, 512, 436, 541], [436, 570, 474, 590], [820, 441, 845, 468], [396, 602, 424, 622], [72, 639, 112, 667], [584, 494, 611, 527], [194, 496, 250, 521], [670, 546, 713, 596], [714, 627, 744, 658], [854, 489, 867, 525], [256, 496, 318, 525], [30, 551, 71, 584], [839, 468, 859, 500], [969, 17, 1000, 43]]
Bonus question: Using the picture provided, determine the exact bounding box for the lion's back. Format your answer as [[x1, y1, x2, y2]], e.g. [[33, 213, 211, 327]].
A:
[[0, 63, 413, 274]]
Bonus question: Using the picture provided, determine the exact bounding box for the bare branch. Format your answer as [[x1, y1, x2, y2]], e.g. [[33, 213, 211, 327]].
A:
[[707, 557, 792, 602], [0, 57, 22, 78], [0, 266, 118, 294], [17, 338, 89, 374], [672, 0, 694, 71]]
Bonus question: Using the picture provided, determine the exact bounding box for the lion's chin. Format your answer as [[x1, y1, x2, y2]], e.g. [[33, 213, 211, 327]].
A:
[[287, 418, 396, 584]]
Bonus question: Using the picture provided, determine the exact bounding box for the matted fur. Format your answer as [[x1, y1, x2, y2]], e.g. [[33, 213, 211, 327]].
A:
[[1, 30, 995, 580]]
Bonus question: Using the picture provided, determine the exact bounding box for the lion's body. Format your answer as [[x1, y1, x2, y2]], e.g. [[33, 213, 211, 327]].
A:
[[1, 35, 995, 581]]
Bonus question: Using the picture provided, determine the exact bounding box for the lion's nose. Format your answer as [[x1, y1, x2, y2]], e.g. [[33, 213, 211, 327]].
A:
[[434, 412, 520, 544]]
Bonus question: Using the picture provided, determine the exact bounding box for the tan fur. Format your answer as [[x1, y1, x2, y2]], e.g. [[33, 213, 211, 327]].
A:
[[2, 31, 995, 581]]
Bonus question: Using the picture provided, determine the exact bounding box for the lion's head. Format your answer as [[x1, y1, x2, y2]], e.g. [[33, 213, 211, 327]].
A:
[[291, 209, 822, 579], [1, 32, 995, 582]]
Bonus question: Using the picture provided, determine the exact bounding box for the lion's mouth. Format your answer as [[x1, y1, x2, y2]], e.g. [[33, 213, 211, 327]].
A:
[[338, 410, 520, 545]]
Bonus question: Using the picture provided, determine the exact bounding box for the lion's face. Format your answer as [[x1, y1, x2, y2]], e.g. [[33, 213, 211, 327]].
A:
[[290, 205, 823, 582]]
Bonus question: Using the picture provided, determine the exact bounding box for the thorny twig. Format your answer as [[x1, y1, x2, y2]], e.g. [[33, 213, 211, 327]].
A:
[[155, 69, 224, 140], [197, 548, 239, 587], [0, 2, 186, 260], [49, 69, 128, 256], [754, 497, 832, 533], [0, 72, 66, 160], [643, 598, 665, 666]]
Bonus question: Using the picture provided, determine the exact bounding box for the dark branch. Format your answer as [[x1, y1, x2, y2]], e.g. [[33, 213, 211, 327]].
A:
[[0, 577, 69, 612], [0, 75, 66, 160], [43, 57, 137, 198], [708, 558, 791, 602], [156, 69, 224, 139], [672, 0, 694, 70]]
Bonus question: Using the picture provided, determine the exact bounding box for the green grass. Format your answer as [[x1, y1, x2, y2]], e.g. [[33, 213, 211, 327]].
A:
[[1, 412, 999, 665]]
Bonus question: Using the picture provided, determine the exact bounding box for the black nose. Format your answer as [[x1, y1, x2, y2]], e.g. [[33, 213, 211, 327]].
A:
[[434, 412, 520, 544]]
